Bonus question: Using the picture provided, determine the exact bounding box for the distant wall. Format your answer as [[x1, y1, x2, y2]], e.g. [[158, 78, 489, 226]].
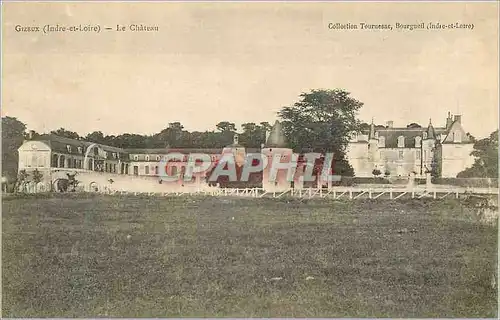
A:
[[432, 177, 498, 187]]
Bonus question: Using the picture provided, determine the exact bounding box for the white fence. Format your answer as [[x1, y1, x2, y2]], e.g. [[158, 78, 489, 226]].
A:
[[96, 186, 499, 200]]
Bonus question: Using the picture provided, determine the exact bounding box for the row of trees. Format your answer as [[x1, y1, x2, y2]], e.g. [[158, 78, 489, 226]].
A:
[[38, 121, 273, 149]]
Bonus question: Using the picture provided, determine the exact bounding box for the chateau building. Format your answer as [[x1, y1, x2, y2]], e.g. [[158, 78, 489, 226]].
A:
[[17, 112, 475, 187], [17, 134, 223, 185], [346, 112, 475, 178]]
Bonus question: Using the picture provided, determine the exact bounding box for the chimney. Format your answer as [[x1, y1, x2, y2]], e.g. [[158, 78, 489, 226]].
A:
[[28, 130, 35, 140], [453, 115, 462, 124], [386, 121, 393, 128], [446, 112, 453, 129]]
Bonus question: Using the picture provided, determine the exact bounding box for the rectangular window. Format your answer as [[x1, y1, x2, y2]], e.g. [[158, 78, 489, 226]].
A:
[[133, 166, 139, 176], [416, 150, 421, 160], [398, 150, 404, 160], [145, 166, 149, 175], [155, 166, 159, 175], [38, 156, 46, 167]]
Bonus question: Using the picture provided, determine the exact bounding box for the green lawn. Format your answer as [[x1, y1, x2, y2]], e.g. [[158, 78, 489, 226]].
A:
[[2, 194, 497, 317]]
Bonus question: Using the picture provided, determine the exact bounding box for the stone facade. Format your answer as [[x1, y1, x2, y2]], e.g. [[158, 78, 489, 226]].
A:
[[17, 135, 222, 187], [346, 113, 475, 178]]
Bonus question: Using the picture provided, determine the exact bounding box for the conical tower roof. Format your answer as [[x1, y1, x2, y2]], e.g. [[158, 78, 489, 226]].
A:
[[426, 118, 436, 139], [265, 120, 287, 148]]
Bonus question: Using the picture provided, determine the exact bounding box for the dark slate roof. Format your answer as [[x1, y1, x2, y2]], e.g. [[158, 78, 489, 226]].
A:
[[32, 134, 127, 155], [426, 122, 436, 139], [441, 120, 473, 144], [359, 127, 448, 148]]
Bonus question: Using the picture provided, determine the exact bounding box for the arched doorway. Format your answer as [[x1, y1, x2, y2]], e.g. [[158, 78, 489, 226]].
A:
[[59, 155, 66, 168], [52, 154, 59, 168], [84, 143, 106, 171]]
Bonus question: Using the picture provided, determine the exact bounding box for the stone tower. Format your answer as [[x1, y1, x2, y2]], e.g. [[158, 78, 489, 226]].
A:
[[422, 119, 436, 174], [261, 121, 294, 191], [367, 119, 380, 172]]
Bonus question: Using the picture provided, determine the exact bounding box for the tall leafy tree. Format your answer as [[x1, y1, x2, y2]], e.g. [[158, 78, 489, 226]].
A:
[[278, 89, 363, 176], [155, 122, 186, 148], [240, 122, 267, 148], [50, 128, 80, 140], [216, 121, 237, 146], [2, 117, 26, 181], [407, 123, 422, 128], [458, 129, 498, 178], [85, 131, 107, 144]]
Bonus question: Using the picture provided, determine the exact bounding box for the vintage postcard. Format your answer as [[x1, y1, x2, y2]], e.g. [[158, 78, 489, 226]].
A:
[[1, 1, 498, 318]]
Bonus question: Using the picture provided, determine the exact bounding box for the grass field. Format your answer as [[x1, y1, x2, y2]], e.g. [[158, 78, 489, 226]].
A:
[[2, 194, 498, 317]]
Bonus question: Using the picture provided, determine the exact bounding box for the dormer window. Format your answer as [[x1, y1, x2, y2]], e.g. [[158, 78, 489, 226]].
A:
[[66, 145, 72, 153], [145, 155, 150, 161], [156, 155, 161, 161], [133, 155, 139, 161], [397, 136, 405, 148], [423, 132, 428, 139], [77, 147, 83, 154], [415, 136, 422, 148], [112, 152, 117, 159], [453, 131, 462, 143]]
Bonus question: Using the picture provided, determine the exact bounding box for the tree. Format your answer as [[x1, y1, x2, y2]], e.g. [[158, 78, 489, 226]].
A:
[[85, 131, 107, 144], [111, 133, 147, 149], [384, 169, 390, 177], [16, 169, 28, 192], [32, 169, 43, 184], [155, 122, 187, 148], [457, 130, 498, 178], [240, 122, 268, 148], [51, 128, 80, 140], [430, 143, 442, 179], [278, 89, 363, 176], [466, 132, 476, 143], [407, 123, 422, 128], [215, 121, 237, 146], [216, 121, 236, 132], [2, 116, 26, 181], [372, 169, 382, 177]]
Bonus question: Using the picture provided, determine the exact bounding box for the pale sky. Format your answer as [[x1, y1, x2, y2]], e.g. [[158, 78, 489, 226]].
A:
[[2, 2, 498, 138]]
